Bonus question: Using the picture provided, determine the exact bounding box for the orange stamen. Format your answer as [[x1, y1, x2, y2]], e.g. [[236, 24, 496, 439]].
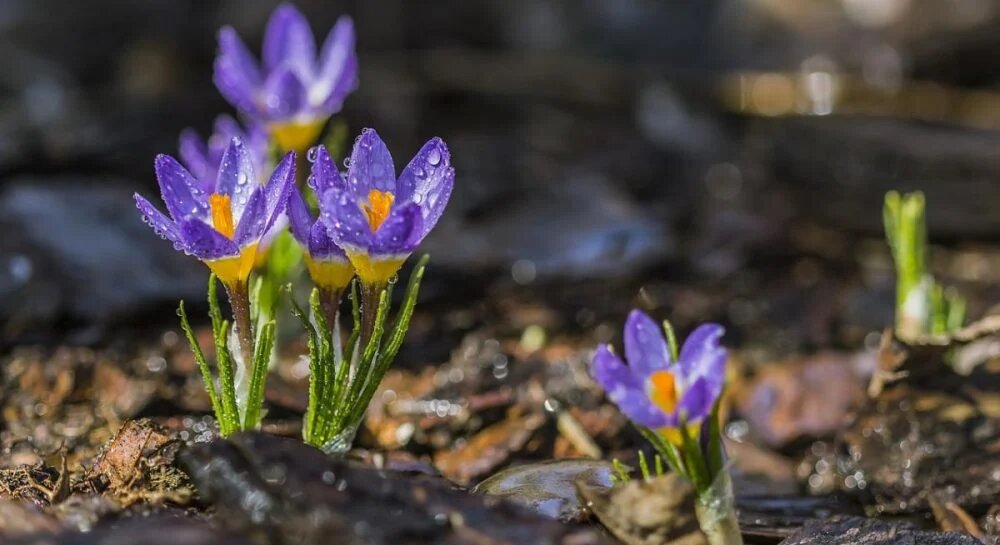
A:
[[649, 370, 679, 415], [362, 189, 394, 232], [210, 193, 235, 239]]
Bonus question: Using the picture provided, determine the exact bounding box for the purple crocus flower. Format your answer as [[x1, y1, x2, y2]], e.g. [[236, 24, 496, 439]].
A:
[[319, 128, 454, 286], [591, 310, 726, 443], [134, 137, 296, 288], [178, 115, 270, 192], [214, 3, 358, 152], [287, 145, 354, 293]]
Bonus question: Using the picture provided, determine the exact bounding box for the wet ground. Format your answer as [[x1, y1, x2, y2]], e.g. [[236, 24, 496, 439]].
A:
[[1, 0, 999, 544]]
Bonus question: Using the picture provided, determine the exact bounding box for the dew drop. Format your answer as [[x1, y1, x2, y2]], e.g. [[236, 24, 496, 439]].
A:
[[427, 148, 441, 166], [237, 172, 249, 185], [307, 147, 318, 163]]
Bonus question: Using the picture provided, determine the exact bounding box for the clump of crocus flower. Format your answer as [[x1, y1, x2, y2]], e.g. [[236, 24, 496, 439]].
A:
[[214, 3, 358, 154], [591, 310, 742, 545], [136, 3, 454, 456], [134, 137, 294, 435]]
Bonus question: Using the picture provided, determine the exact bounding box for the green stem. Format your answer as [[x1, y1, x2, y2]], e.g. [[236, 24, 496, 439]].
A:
[[319, 287, 343, 336], [360, 282, 383, 351], [226, 281, 255, 366]]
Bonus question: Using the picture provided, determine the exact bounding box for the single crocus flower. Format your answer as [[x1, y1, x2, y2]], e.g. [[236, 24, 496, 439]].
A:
[[320, 128, 453, 287], [287, 145, 355, 319], [177, 116, 287, 268], [591, 310, 726, 445], [214, 3, 358, 153], [178, 115, 271, 192], [134, 137, 295, 290]]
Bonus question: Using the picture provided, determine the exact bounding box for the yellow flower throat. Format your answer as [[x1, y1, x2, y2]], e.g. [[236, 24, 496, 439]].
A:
[[362, 189, 394, 232]]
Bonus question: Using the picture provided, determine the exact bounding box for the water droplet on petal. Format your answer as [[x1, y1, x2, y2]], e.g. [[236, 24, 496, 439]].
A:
[[237, 172, 249, 185], [427, 148, 441, 166], [307, 147, 318, 163]]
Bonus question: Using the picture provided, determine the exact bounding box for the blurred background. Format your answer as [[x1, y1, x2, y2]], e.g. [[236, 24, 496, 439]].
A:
[[1, 0, 999, 355]]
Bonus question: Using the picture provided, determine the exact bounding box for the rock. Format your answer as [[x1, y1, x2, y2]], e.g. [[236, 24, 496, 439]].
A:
[[779, 515, 983, 545], [0, 500, 63, 538], [181, 432, 612, 545], [0, 179, 205, 342], [422, 174, 674, 279], [7, 516, 254, 545], [472, 459, 616, 521]]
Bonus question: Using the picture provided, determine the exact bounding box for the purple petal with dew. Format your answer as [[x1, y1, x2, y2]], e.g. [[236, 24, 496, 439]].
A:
[[214, 27, 263, 117], [346, 128, 395, 196], [315, 16, 357, 106], [677, 377, 718, 425], [262, 152, 296, 233], [286, 185, 313, 248], [624, 310, 671, 379], [262, 3, 316, 75], [396, 137, 454, 238], [310, 144, 345, 195], [321, 186, 371, 250], [177, 129, 214, 192], [233, 187, 267, 247], [134, 194, 183, 249], [370, 203, 422, 256], [309, 221, 347, 260], [216, 137, 257, 219], [154, 154, 208, 221], [591, 345, 670, 429], [262, 66, 309, 120], [678, 323, 726, 384], [178, 219, 239, 260]]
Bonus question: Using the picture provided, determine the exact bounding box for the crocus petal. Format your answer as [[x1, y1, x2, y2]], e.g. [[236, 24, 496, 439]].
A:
[[370, 203, 422, 256], [286, 185, 313, 248], [591, 345, 670, 429], [134, 194, 183, 249], [179, 219, 239, 260], [346, 128, 395, 196], [233, 187, 267, 247], [677, 377, 718, 424], [214, 27, 263, 116], [677, 323, 726, 384], [154, 154, 208, 221], [314, 16, 357, 108], [261, 151, 296, 233], [623, 310, 671, 379], [396, 137, 454, 238], [262, 66, 310, 120], [262, 3, 316, 75], [321, 186, 371, 250], [309, 221, 347, 260], [310, 144, 345, 195], [215, 137, 257, 220], [177, 129, 213, 192]]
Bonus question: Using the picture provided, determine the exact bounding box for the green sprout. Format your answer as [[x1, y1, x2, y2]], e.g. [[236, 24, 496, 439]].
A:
[[883, 191, 966, 340]]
